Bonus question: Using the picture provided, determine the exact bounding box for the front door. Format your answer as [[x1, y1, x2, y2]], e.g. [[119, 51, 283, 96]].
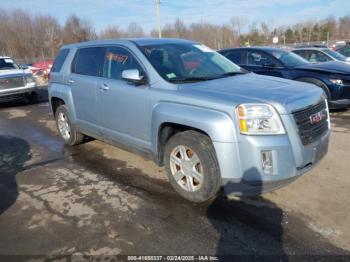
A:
[[96, 46, 151, 150]]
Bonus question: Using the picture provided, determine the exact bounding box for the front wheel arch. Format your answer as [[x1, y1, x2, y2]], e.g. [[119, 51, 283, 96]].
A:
[[295, 77, 331, 100]]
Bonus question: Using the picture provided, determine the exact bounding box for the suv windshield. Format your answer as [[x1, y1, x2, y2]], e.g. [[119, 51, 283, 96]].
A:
[[270, 49, 309, 67], [138, 43, 243, 83], [0, 58, 18, 70], [322, 48, 347, 61]]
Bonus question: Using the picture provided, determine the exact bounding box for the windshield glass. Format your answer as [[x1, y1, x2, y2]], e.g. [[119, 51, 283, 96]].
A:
[[138, 43, 243, 82], [322, 49, 347, 61], [0, 58, 18, 70], [270, 49, 309, 67]]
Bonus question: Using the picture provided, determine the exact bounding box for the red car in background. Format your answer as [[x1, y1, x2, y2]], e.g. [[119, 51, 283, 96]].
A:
[[31, 60, 53, 76]]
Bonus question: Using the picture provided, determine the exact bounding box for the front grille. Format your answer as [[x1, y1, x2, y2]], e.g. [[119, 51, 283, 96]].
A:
[[0, 76, 25, 89], [293, 100, 329, 145]]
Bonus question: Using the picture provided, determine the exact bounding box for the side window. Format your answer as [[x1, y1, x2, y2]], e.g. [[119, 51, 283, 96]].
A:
[[247, 51, 276, 66], [314, 51, 331, 62], [52, 49, 69, 73], [225, 51, 245, 64], [104, 47, 143, 80], [72, 47, 105, 77], [296, 50, 315, 62], [339, 47, 350, 57]]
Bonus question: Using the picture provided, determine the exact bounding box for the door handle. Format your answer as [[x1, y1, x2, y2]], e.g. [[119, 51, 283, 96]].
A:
[[99, 83, 109, 91], [68, 79, 75, 84]]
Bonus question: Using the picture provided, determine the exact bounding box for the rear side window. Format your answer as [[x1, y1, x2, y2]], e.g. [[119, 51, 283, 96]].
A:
[[72, 47, 105, 77], [224, 51, 245, 64], [51, 49, 69, 72]]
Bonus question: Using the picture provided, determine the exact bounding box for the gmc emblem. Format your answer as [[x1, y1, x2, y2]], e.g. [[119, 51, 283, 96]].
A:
[[310, 110, 327, 125]]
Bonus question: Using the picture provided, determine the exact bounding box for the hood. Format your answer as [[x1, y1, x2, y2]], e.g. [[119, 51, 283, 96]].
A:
[[180, 73, 324, 114], [295, 61, 350, 75], [0, 69, 29, 78]]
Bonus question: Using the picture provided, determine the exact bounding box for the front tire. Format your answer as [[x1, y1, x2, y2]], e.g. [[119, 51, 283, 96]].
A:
[[164, 130, 221, 202], [55, 105, 84, 146]]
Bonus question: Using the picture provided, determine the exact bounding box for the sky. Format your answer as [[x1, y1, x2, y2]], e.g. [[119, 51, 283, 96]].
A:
[[2, 0, 350, 33]]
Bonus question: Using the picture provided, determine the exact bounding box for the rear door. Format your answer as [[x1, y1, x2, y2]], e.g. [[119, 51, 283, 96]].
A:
[[96, 46, 151, 150], [69, 47, 105, 135]]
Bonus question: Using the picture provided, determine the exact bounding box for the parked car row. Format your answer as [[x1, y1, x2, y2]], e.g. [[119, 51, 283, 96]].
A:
[[218, 47, 350, 109]]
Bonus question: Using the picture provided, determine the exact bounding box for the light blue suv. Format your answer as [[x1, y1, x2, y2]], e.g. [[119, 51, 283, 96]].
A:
[[49, 38, 330, 202]]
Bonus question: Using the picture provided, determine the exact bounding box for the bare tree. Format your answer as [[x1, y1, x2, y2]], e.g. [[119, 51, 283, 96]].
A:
[[63, 15, 96, 44], [100, 25, 127, 39], [126, 22, 144, 38]]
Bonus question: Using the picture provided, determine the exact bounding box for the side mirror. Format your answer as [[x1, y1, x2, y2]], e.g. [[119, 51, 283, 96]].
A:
[[122, 69, 147, 85], [20, 64, 29, 70]]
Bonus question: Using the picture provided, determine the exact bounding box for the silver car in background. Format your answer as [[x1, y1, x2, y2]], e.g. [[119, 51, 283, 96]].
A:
[[0, 56, 37, 101]]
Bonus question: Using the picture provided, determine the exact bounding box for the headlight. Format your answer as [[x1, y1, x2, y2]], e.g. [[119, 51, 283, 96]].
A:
[[236, 104, 285, 135], [329, 79, 343, 85], [25, 75, 35, 83]]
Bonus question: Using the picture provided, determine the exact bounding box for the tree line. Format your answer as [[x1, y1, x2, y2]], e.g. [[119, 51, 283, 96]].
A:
[[0, 8, 349, 62]]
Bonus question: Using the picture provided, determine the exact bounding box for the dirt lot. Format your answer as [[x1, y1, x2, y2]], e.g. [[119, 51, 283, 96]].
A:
[[0, 90, 349, 260]]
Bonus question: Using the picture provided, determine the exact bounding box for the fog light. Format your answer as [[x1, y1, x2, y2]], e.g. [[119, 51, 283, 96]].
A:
[[261, 150, 273, 174]]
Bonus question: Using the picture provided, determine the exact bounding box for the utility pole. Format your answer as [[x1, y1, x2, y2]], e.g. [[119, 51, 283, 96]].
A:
[[155, 0, 162, 38]]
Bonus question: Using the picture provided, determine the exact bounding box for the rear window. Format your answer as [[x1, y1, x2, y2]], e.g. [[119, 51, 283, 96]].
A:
[[51, 49, 69, 72], [71, 47, 105, 77]]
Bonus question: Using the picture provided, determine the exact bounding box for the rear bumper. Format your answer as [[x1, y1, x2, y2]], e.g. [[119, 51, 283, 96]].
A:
[[0, 83, 36, 98]]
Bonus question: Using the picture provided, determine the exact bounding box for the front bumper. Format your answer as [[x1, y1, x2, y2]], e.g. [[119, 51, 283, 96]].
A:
[[0, 83, 36, 99], [214, 114, 330, 196]]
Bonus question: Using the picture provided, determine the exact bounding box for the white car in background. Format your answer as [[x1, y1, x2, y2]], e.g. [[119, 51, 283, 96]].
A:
[[0, 56, 37, 101], [292, 47, 350, 65]]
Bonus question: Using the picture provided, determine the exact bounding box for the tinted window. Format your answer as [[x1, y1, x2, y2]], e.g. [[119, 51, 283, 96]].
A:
[[0, 58, 18, 70], [322, 49, 347, 61], [225, 51, 245, 64], [72, 47, 105, 77], [270, 49, 308, 67], [52, 49, 69, 72], [104, 47, 143, 80], [310, 51, 331, 62], [293, 50, 316, 62], [246, 51, 277, 66], [339, 46, 350, 57]]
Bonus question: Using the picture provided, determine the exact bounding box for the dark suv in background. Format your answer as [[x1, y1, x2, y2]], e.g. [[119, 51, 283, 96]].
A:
[[219, 47, 350, 109]]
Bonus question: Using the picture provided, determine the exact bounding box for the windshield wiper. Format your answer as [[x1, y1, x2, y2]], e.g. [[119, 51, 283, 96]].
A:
[[169, 76, 217, 83], [212, 71, 247, 79]]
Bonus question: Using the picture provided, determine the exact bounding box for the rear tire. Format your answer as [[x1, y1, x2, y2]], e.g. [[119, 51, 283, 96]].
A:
[[164, 130, 221, 202], [55, 105, 84, 146]]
